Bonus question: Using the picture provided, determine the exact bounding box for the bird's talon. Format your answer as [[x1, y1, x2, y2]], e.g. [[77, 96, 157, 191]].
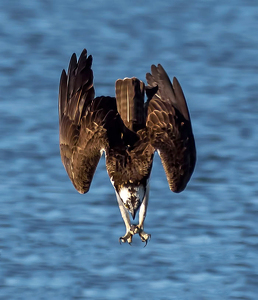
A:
[[139, 231, 151, 246], [119, 226, 150, 246], [119, 232, 133, 244]]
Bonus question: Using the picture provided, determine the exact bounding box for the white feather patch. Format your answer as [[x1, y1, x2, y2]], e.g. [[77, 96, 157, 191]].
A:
[[119, 185, 145, 204]]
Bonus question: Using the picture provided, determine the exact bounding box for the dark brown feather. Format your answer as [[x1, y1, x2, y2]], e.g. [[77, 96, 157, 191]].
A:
[[115, 77, 145, 132], [104, 79, 155, 192], [146, 64, 191, 121], [146, 64, 196, 193], [105, 128, 154, 191], [59, 49, 196, 198], [59, 50, 121, 194]]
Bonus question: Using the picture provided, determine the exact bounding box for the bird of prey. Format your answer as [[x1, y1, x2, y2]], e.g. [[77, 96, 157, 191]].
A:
[[58, 49, 196, 245]]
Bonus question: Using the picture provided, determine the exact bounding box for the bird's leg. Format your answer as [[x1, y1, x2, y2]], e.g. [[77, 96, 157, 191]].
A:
[[116, 187, 151, 245], [116, 192, 134, 244], [136, 183, 151, 245]]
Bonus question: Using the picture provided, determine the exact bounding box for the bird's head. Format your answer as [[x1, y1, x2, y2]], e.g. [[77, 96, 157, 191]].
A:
[[118, 184, 145, 219]]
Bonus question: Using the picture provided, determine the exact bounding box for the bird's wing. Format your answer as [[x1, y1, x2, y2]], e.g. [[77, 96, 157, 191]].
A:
[[146, 64, 196, 193], [59, 49, 121, 194]]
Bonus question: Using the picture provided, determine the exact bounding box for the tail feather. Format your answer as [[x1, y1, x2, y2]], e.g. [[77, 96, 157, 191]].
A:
[[115, 77, 145, 132]]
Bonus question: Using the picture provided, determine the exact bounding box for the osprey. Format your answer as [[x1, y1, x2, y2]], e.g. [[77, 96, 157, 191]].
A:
[[58, 49, 196, 245]]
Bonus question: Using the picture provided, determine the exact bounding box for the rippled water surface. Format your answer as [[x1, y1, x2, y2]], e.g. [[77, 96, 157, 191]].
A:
[[0, 1, 258, 299]]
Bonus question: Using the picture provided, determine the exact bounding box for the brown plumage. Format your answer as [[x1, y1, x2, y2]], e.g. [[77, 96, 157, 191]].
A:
[[146, 64, 196, 192], [58, 49, 196, 245], [59, 49, 121, 194]]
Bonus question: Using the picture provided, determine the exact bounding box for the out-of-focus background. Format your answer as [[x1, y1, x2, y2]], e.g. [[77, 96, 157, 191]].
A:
[[0, 1, 257, 299]]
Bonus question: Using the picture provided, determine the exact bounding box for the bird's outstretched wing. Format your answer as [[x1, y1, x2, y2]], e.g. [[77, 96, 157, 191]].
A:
[[59, 49, 120, 194], [146, 64, 196, 193]]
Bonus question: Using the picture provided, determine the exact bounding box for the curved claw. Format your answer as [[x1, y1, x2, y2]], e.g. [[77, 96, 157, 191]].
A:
[[119, 226, 151, 246], [119, 237, 132, 246], [119, 232, 133, 244], [139, 231, 151, 247], [143, 234, 151, 247]]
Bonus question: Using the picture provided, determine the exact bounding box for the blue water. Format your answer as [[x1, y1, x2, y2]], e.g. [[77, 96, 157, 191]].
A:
[[0, 1, 258, 299]]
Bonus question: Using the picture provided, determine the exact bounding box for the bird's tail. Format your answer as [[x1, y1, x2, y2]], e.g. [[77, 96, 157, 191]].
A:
[[115, 77, 145, 132]]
